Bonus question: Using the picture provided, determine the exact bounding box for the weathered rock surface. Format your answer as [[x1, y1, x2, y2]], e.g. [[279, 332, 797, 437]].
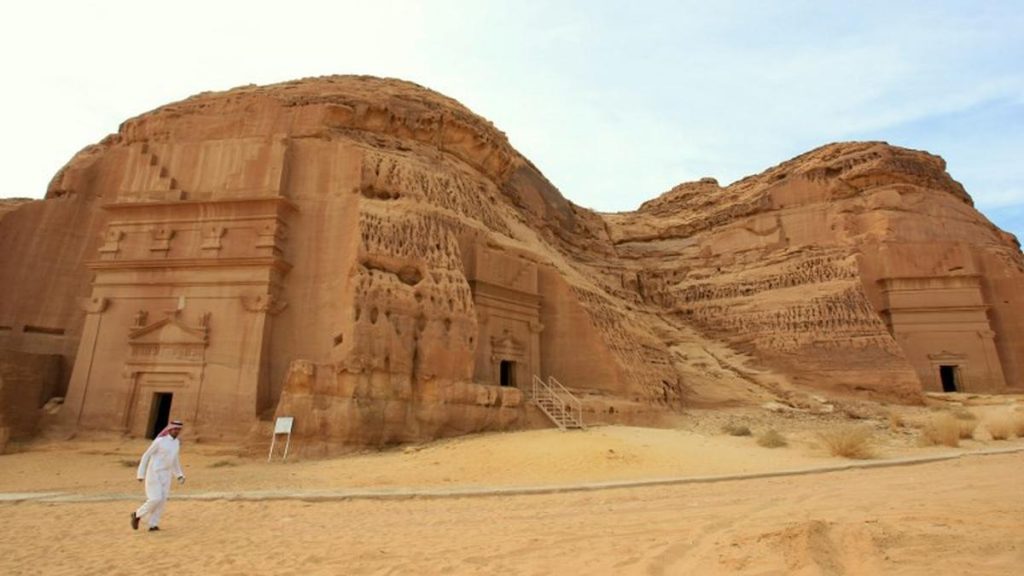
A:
[[0, 198, 34, 220], [0, 350, 63, 452], [0, 76, 1021, 452], [604, 143, 1024, 403]]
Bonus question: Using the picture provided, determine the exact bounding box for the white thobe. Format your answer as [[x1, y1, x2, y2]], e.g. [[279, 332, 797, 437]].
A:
[[135, 435, 184, 528]]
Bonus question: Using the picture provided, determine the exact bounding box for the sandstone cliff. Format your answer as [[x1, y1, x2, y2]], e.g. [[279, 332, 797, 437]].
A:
[[0, 198, 34, 220], [603, 143, 1024, 404], [1, 76, 1021, 451]]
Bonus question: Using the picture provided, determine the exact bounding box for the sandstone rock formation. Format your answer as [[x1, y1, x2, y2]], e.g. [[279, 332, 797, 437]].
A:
[[0, 350, 62, 453], [604, 143, 1023, 403], [0, 198, 33, 220], [0, 76, 1021, 452]]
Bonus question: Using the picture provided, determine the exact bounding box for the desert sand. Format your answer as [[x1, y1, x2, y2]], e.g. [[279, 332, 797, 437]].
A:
[[2, 400, 1023, 575]]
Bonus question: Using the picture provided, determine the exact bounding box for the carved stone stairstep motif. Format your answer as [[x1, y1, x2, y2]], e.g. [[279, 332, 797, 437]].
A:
[[125, 142, 187, 202]]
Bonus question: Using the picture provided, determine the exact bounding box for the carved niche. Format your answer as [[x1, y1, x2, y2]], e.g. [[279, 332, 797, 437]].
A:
[[120, 310, 211, 434]]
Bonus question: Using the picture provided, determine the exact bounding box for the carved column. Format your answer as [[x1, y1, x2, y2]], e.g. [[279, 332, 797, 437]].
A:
[[528, 319, 544, 383], [240, 292, 288, 414], [62, 297, 110, 427]]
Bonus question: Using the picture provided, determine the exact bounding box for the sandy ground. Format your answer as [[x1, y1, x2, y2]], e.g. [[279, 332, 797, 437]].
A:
[[2, 400, 1023, 574], [0, 426, 944, 495]]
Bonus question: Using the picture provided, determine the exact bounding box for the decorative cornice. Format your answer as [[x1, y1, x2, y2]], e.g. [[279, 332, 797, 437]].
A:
[[470, 280, 541, 307], [87, 256, 293, 274], [101, 196, 298, 214], [878, 275, 982, 291], [880, 305, 990, 314]]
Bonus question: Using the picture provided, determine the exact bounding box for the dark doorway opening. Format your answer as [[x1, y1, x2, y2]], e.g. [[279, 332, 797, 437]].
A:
[[939, 365, 959, 393], [499, 360, 516, 387], [147, 392, 173, 438]]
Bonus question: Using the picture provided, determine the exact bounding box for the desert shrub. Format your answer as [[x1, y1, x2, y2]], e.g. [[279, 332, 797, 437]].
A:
[[983, 413, 1014, 440], [838, 400, 884, 420], [957, 418, 978, 440], [952, 407, 977, 421], [887, 410, 906, 430], [721, 423, 752, 437], [920, 412, 959, 447], [1014, 411, 1024, 438], [209, 460, 239, 468], [757, 429, 788, 448], [817, 426, 874, 459]]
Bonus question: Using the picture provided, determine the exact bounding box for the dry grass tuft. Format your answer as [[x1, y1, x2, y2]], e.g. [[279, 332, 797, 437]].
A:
[[721, 423, 752, 437], [817, 425, 874, 459], [209, 459, 240, 468], [983, 413, 1015, 440], [887, 410, 906, 430], [951, 407, 977, 421], [919, 412, 960, 447], [757, 429, 788, 448], [1014, 411, 1024, 438], [957, 418, 978, 440]]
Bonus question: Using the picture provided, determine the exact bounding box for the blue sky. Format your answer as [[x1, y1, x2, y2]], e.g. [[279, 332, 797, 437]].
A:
[[2, 1, 1022, 240]]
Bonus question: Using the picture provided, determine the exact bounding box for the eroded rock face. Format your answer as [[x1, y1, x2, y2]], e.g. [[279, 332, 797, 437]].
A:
[[604, 143, 1024, 403], [1, 77, 1021, 451], [0, 350, 63, 452], [0, 198, 34, 219]]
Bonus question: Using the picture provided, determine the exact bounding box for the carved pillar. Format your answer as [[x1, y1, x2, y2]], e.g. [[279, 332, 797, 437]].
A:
[[121, 368, 140, 433], [978, 329, 1007, 392], [529, 319, 544, 381], [240, 293, 288, 414], [63, 297, 110, 427]]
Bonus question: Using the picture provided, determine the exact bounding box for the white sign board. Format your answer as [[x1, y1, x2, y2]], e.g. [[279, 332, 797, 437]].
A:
[[268, 416, 294, 462], [274, 416, 294, 435]]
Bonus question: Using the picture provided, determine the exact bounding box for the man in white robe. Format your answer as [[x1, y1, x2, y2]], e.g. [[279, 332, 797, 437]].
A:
[[131, 420, 186, 532]]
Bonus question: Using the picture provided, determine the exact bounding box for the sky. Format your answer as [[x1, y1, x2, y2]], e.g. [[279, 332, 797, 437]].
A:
[[2, 1, 1022, 240]]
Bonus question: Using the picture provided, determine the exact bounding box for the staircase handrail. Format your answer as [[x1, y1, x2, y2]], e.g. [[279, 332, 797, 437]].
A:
[[548, 375, 584, 429], [531, 374, 584, 430]]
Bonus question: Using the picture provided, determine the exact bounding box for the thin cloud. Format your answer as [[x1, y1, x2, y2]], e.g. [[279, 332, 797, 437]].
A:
[[1, 1, 1021, 240]]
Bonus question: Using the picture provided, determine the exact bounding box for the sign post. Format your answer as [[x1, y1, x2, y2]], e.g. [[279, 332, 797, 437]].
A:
[[267, 416, 294, 462]]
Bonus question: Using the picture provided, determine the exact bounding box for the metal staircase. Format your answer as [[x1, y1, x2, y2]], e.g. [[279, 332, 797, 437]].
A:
[[531, 375, 584, 431]]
